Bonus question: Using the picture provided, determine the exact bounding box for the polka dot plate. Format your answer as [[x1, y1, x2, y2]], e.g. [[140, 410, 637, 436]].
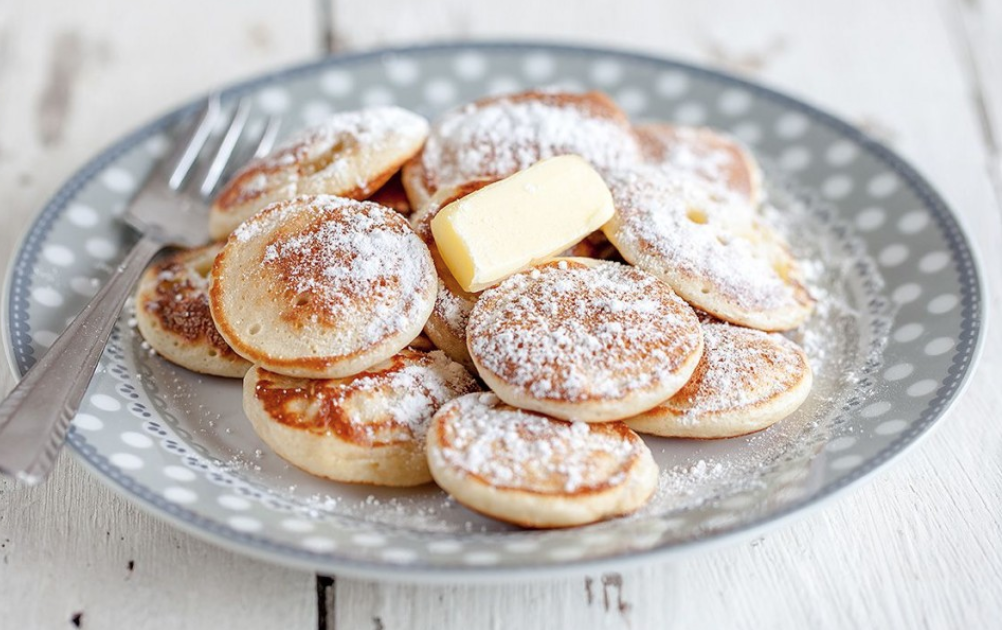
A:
[[2, 43, 984, 581]]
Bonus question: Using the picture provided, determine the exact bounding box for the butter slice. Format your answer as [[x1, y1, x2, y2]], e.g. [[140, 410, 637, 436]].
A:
[[430, 155, 615, 292]]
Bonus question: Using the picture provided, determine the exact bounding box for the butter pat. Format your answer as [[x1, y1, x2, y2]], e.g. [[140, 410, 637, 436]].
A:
[[430, 155, 615, 292]]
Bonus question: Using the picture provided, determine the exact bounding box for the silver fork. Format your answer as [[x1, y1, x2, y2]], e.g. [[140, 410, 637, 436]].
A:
[[0, 95, 281, 484]]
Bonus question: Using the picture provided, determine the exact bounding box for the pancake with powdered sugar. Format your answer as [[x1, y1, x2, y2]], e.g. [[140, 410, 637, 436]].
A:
[[402, 90, 641, 212], [625, 320, 813, 438], [635, 123, 763, 209], [466, 258, 703, 423], [135, 243, 251, 378], [210, 195, 437, 379], [210, 107, 428, 239], [426, 392, 658, 528], [244, 350, 480, 486], [409, 180, 494, 369], [603, 167, 814, 331]]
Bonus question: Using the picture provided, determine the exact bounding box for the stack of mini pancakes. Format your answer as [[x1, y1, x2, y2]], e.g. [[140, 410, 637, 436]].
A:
[[134, 91, 815, 529]]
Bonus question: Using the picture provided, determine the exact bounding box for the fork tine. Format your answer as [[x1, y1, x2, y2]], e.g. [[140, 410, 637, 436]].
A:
[[166, 94, 221, 190], [211, 114, 283, 196], [254, 116, 282, 158], [199, 98, 252, 198]]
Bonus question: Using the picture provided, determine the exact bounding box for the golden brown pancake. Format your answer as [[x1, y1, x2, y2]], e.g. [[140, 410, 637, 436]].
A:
[[210, 195, 437, 379], [402, 90, 641, 210], [466, 258, 703, 423], [426, 393, 658, 528], [635, 123, 762, 208], [603, 167, 814, 331], [135, 243, 251, 378], [625, 321, 813, 438], [244, 349, 480, 486], [210, 107, 429, 239]]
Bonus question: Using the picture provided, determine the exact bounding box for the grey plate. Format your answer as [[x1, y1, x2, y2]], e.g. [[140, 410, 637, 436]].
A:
[[3, 42, 984, 582]]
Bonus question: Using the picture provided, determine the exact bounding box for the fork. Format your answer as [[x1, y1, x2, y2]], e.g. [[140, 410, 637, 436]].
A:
[[0, 95, 281, 484]]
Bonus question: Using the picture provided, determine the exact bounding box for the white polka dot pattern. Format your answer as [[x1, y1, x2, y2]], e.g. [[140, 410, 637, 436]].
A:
[[855, 208, 886, 231], [164, 487, 198, 504], [320, 70, 353, 96], [718, 89, 752, 116], [43, 245, 74, 267], [31, 287, 63, 308], [302, 537, 337, 552], [825, 141, 858, 166], [257, 87, 291, 113], [101, 168, 136, 193], [424, 78, 457, 105], [780, 146, 812, 171], [385, 58, 420, 85], [674, 102, 706, 124], [67, 204, 99, 227], [655, 71, 689, 97]]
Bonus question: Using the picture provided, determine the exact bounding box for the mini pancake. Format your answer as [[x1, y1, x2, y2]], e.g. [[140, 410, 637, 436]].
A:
[[402, 90, 641, 211], [603, 167, 814, 331], [244, 349, 480, 486], [625, 321, 812, 438], [425, 246, 479, 371], [427, 393, 658, 528], [410, 181, 495, 370], [210, 195, 437, 379], [135, 243, 251, 378], [635, 123, 763, 208], [466, 258, 704, 423], [210, 107, 429, 239]]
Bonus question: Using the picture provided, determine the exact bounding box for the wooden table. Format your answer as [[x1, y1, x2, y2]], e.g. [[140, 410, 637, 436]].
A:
[[2, 0, 1000, 627]]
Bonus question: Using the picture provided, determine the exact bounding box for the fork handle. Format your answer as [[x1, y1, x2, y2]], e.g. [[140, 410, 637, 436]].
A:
[[0, 235, 164, 484]]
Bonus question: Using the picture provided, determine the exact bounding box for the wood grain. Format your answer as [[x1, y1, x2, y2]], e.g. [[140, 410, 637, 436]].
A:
[[0, 0, 320, 627]]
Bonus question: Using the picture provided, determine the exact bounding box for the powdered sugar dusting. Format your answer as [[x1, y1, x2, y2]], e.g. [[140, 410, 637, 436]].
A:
[[434, 393, 641, 493], [433, 276, 475, 337], [256, 349, 480, 443], [637, 124, 757, 205], [666, 322, 808, 422], [630, 163, 891, 520], [421, 94, 641, 192], [239, 106, 428, 197], [248, 196, 433, 348], [339, 350, 480, 440], [212, 107, 428, 233], [606, 166, 803, 314], [468, 259, 701, 402]]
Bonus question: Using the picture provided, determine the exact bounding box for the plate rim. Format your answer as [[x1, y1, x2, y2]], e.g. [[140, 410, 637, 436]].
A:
[[2, 40, 987, 581]]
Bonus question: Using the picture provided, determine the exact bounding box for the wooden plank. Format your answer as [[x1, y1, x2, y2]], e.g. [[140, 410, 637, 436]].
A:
[[328, 0, 1002, 628], [0, 0, 320, 627], [952, 0, 1002, 209]]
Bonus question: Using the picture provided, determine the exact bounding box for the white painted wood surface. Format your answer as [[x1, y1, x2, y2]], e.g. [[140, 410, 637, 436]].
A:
[[0, 1, 320, 628], [2, 0, 1001, 628]]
